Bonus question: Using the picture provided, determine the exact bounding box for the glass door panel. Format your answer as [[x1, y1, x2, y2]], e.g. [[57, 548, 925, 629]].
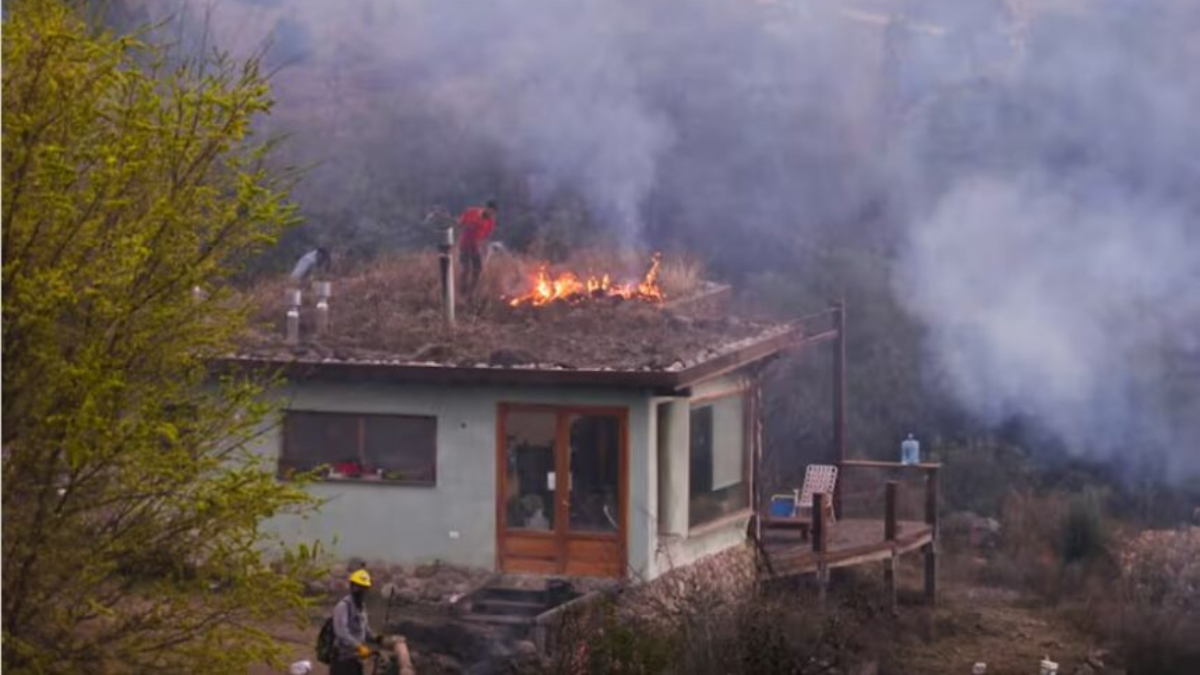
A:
[[566, 414, 621, 533], [503, 410, 557, 531]]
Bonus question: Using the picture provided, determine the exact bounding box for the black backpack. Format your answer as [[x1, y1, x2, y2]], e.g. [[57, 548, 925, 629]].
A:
[[316, 617, 336, 664]]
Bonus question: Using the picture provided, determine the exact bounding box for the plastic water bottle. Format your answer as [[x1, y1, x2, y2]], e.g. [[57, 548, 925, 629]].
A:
[[901, 433, 920, 465]]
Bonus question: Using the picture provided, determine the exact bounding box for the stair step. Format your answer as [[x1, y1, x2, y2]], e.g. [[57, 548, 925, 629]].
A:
[[476, 587, 548, 604], [458, 613, 535, 627], [471, 598, 547, 617]]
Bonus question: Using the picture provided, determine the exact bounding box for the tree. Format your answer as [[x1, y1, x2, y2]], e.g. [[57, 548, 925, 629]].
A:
[[2, 1, 317, 672]]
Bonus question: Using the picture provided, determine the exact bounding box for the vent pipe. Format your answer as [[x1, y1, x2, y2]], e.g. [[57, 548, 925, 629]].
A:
[[438, 226, 456, 328], [313, 281, 331, 337], [285, 288, 302, 346]]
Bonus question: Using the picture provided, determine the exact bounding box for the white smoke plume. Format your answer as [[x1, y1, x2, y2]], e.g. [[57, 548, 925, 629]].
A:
[[139, 0, 1200, 476], [891, 2, 1200, 475]]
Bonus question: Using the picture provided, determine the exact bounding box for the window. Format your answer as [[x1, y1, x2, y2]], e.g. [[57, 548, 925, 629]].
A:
[[281, 411, 437, 485], [688, 393, 749, 527]]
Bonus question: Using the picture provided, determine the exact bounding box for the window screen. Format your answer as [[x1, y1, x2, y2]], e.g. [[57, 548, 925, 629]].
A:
[[281, 411, 437, 485]]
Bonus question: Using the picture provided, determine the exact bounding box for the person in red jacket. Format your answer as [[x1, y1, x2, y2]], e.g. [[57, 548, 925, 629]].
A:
[[457, 199, 497, 295]]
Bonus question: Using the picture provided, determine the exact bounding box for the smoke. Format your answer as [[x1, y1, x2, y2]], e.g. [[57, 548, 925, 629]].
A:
[[890, 1, 1200, 475], [158, 0, 882, 256], [141, 0, 1200, 476]]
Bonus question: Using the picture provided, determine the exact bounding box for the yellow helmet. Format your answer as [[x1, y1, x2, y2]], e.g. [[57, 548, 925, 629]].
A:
[[348, 569, 372, 588]]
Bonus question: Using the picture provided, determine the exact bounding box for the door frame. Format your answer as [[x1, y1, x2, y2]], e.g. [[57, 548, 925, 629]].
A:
[[495, 402, 629, 577]]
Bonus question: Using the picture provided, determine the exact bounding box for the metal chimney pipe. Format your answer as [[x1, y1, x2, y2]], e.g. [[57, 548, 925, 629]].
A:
[[438, 226, 456, 328], [285, 289, 302, 346], [315, 299, 330, 337], [286, 307, 301, 346], [313, 281, 331, 337]]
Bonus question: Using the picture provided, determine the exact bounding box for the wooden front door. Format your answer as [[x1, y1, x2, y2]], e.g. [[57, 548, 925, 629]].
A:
[[496, 404, 627, 577]]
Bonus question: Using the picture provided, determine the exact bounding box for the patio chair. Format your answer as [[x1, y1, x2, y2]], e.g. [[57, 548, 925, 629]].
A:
[[794, 464, 838, 524], [761, 464, 838, 540]]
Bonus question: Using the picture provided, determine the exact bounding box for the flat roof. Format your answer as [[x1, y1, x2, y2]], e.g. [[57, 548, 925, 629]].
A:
[[228, 253, 837, 390], [220, 321, 834, 392]]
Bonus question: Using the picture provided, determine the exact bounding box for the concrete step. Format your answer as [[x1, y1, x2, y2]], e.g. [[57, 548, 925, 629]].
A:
[[471, 598, 546, 617]]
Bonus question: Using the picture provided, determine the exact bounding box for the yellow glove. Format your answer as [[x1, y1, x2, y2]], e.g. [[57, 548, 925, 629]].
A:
[[356, 644, 371, 659]]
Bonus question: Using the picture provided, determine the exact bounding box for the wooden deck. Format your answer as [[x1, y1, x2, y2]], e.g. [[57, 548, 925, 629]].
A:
[[760, 517, 933, 576], [755, 464, 942, 604]]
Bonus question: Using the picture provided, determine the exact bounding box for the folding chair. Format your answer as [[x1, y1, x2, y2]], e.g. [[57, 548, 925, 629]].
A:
[[796, 464, 838, 523]]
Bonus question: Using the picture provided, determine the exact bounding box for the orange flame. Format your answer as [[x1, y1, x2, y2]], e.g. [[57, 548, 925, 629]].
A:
[[509, 253, 664, 307]]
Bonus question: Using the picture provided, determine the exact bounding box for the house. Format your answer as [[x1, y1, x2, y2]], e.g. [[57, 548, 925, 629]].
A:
[[223, 254, 845, 581]]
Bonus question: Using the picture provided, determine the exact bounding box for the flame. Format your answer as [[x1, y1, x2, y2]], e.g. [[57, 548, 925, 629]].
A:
[[509, 253, 664, 307]]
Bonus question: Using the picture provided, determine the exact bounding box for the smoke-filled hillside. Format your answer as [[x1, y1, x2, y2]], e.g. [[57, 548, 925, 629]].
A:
[[128, 0, 1200, 478]]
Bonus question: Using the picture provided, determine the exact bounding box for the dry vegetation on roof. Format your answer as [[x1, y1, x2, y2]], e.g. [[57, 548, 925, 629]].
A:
[[240, 250, 784, 370]]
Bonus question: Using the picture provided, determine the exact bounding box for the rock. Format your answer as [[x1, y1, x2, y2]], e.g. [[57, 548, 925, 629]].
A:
[[514, 640, 539, 658], [380, 581, 402, 600], [432, 653, 463, 673]]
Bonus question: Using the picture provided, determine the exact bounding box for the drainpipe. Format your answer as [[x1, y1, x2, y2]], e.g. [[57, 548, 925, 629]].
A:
[[285, 288, 302, 346], [439, 225, 456, 328], [313, 281, 331, 337]]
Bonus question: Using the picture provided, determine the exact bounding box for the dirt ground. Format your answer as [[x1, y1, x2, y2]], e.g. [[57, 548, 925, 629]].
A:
[[252, 572, 1108, 675], [888, 578, 1106, 675]]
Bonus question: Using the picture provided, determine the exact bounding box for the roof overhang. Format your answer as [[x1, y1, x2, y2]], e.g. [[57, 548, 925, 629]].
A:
[[214, 322, 836, 393]]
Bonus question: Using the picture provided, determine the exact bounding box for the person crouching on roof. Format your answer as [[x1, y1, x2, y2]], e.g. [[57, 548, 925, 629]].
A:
[[331, 569, 375, 675], [457, 200, 497, 295], [291, 246, 331, 282]]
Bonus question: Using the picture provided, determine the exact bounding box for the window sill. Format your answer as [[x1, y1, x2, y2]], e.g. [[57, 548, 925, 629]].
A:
[[686, 508, 753, 539], [283, 476, 437, 488]]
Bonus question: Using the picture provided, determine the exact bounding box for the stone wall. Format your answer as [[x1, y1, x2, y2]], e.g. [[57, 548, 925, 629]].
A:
[[320, 559, 492, 606], [620, 542, 758, 621]]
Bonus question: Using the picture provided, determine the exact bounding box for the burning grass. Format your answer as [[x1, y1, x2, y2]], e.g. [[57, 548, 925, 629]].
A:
[[239, 249, 780, 371]]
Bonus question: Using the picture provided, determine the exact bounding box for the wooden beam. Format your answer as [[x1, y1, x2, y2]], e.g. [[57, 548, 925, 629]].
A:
[[842, 459, 943, 471], [831, 301, 847, 515]]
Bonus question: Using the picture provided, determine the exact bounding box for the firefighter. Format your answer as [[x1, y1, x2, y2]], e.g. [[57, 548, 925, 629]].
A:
[[456, 200, 497, 295], [330, 569, 374, 675]]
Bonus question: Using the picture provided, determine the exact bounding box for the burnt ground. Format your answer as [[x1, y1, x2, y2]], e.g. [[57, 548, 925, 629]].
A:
[[240, 251, 785, 371]]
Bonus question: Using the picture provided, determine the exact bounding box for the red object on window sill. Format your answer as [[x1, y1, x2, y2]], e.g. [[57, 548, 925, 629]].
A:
[[333, 462, 362, 477]]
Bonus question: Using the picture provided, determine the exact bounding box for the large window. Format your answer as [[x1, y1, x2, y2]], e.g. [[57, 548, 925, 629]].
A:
[[281, 411, 437, 485], [688, 393, 749, 527]]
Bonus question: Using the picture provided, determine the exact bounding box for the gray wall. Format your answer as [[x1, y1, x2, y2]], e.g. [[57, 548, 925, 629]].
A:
[[255, 380, 660, 575]]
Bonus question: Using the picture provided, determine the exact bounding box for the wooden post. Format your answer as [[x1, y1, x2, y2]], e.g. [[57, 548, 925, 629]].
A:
[[923, 467, 940, 605], [812, 492, 829, 554], [924, 467, 940, 535], [884, 480, 898, 613], [813, 492, 829, 608], [884, 480, 898, 542], [831, 301, 847, 516]]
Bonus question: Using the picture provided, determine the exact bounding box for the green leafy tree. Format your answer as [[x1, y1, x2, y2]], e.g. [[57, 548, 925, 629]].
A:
[[2, 1, 317, 672]]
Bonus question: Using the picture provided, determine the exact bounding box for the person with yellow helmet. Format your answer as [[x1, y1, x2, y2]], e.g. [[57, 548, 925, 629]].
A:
[[330, 568, 375, 675]]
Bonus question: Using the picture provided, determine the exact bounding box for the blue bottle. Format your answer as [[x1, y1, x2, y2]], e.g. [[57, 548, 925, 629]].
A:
[[901, 433, 920, 465]]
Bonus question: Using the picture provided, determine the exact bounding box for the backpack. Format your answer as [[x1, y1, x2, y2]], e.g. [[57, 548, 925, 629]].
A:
[[316, 617, 336, 665]]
